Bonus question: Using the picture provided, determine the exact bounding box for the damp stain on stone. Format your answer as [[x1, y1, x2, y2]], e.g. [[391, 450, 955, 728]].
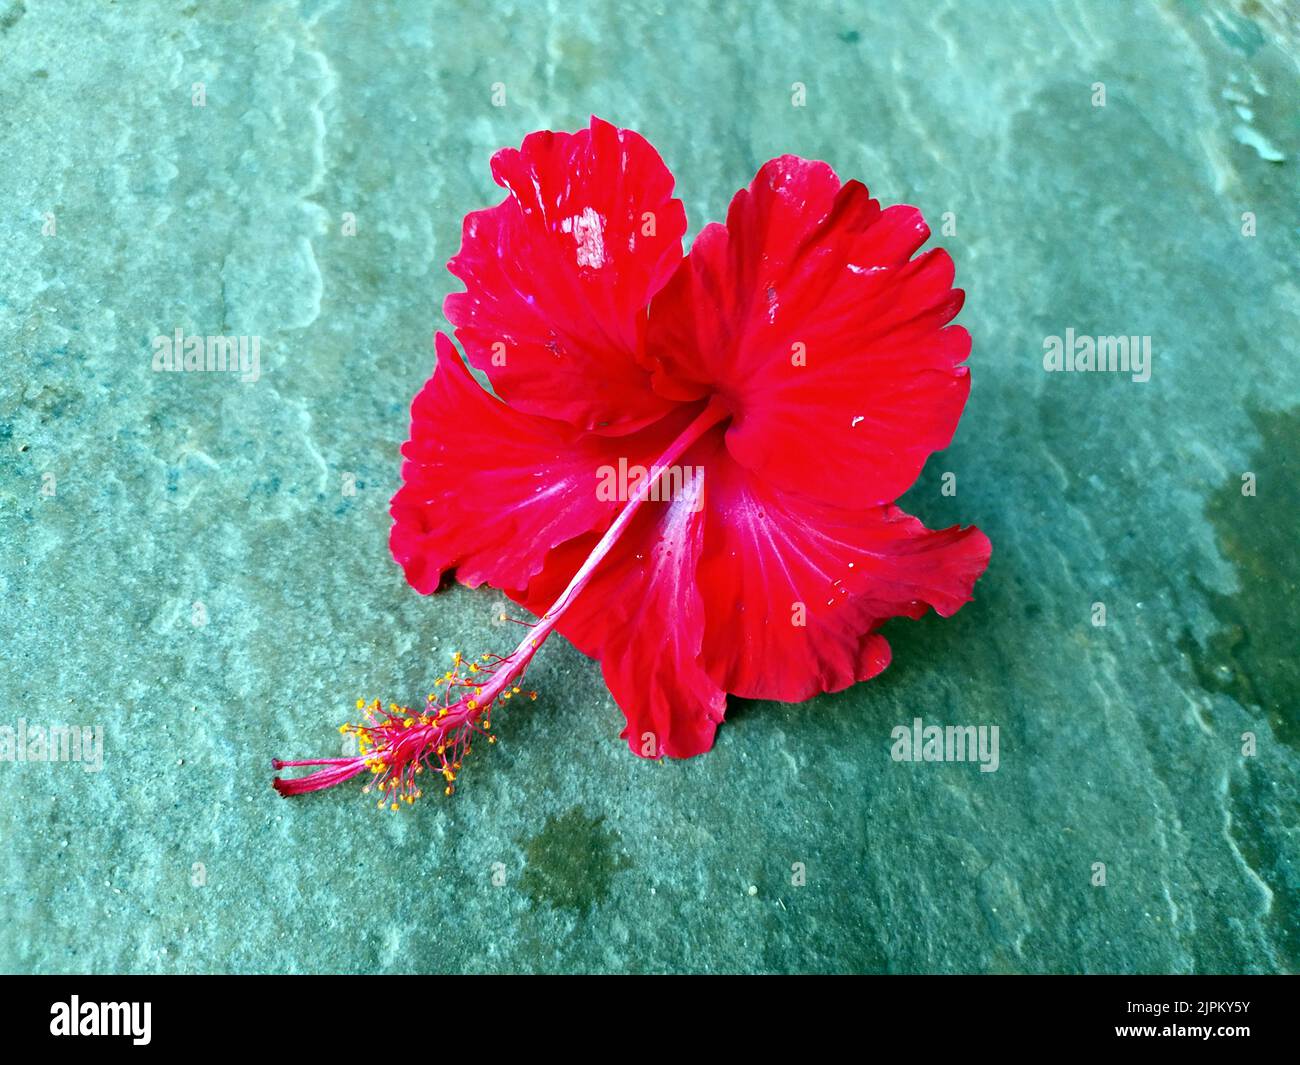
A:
[[519, 807, 630, 913], [1178, 406, 1299, 752], [0, 2, 25, 34]]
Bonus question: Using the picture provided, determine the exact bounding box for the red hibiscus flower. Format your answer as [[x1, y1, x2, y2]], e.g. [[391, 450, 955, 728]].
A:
[[274, 116, 990, 804]]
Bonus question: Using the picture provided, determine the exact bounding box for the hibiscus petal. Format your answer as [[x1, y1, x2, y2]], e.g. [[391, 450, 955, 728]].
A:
[[510, 428, 987, 746], [695, 438, 992, 701], [645, 155, 971, 505], [599, 499, 727, 759], [389, 333, 689, 594], [509, 470, 727, 759], [445, 116, 687, 434]]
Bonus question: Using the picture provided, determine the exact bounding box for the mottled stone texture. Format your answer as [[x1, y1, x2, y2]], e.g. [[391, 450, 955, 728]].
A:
[[0, 0, 1296, 973]]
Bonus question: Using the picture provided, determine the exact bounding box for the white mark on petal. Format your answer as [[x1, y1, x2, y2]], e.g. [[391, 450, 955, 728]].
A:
[[560, 207, 606, 268]]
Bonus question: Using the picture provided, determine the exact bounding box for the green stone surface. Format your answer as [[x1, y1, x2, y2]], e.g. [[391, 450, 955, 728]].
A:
[[1, 0, 1296, 973]]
